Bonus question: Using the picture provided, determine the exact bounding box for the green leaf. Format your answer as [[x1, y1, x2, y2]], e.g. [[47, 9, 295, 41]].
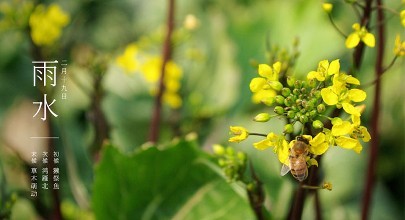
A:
[[92, 141, 254, 220]]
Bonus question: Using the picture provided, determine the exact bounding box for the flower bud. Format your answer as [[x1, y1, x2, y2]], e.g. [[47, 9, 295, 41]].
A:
[[293, 88, 300, 95], [322, 3, 333, 14], [269, 81, 283, 91], [294, 80, 302, 89], [284, 124, 294, 133], [237, 152, 247, 162], [218, 158, 226, 166], [274, 106, 284, 115], [287, 76, 295, 87], [296, 99, 302, 106], [281, 87, 291, 97], [226, 146, 235, 156], [317, 104, 326, 113], [213, 144, 225, 155], [299, 115, 309, 123], [300, 87, 307, 94], [309, 110, 317, 117], [254, 113, 271, 122], [312, 120, 324, 129], [275, 95, 285, 105], [284, 97, 293, 107], [308, 79, 317, 88], [287, 110, 295, 119]]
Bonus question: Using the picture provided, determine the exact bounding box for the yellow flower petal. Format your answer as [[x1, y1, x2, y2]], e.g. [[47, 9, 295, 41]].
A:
[[277, 139, 290, 164], [258, 64, 273, 78], [310, 132, 325, 146], [252, 89, 276, 104], [307, 71, 318, 80], [249, 77, 266, 92], [362, 33, 375, 48], [335, 136, 358, 150], [345, 33, 360, 48], [344, 75, 360, 85], [351, 114, 361, 126], [163, 92, 182, 109], [327, 59, 340, 75], [272, 62, 281, 74], [321, 87, 339, 105], [353, 142, 363, 153], [360, 126, 371, 142], [349, 89, 366, 102], [229, 126, 249, 143], [310, 142, 329, 155], [253, 139, 271, 150], [322, 3, 333, 13], [342, 103, 360, 116], [332, 121, 353, 136], [401, 10, 405, 27]]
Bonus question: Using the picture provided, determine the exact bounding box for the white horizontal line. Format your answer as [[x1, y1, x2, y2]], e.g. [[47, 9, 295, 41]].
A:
[[30, 137, 60, 139]]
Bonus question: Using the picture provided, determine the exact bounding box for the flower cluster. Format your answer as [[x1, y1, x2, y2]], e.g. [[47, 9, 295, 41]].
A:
[[229, 59, 370, 172], [212, 144, 247, 182], [29, 4, 70, 46], [116, 43, 183, 109]]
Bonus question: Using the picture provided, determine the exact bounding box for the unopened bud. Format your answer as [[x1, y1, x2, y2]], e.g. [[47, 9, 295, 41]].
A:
[[213, 144, 225, 155], [269, 81, 283, 91], [322, 3, 333, 13], [287, 76, 295, 87], [254, 113, 271, 122], [287, 111, 295, 119], [284, 124, 294, 133], [274, 106, 284, 115], [275, 95, 285, 105], [281, 88, 291, 97], [313, 120, 324, 129], [262, 97, 275, 106], [317, 104, 326, 113]]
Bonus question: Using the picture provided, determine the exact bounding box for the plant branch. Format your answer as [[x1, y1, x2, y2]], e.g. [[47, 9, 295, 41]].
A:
[[362, 0, 385, 219], [247, 161, 266, 220], [361, 56, 398, 88], [352, 0, 374, 72], [148, 0, 175, 143]]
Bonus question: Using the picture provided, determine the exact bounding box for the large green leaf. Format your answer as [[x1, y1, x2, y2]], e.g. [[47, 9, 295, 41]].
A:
[[92, 141, 254, 220]]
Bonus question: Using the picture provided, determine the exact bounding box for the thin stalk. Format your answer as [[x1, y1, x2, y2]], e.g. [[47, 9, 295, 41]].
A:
[[148, 0, 175, 143], [247, 161, 266, 220], [361, 0, 385, 219]]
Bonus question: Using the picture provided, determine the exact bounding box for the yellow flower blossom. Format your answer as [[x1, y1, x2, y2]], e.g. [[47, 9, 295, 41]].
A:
[[401, 10, 405, 27], [116, 44, 139, 73], [229, 126, 249, 143], [308, 132, 330, 155], [250, 62, 282, 105], [394, 34, 405, 57], [253, 132, 289, 164], [322, 3, 333, 14], [331, 116, 370, 153], [141, 57, 183, 108], [322, 182, 332, 191], [321, 73, 366, 116], [307, 59, 340, 81], [29, 4, 70, 46], [345, 23, 375, 48]]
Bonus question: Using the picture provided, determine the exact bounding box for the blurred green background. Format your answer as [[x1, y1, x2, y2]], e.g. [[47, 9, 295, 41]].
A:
[[0, 0, 403, 219]]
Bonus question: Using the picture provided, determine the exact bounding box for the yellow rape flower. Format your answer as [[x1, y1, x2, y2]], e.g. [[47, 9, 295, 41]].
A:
[[394, 35, 405, 57], [401, 10, 405, 27], [331, 117, 370, 153], [250, 62, 282, 105], [29, 4, 70, 46], [229, 126, 249, 143], [322, 3, 333, 14], [308, 132, 330, 155], [345, 23, 375, 48], [116, 44, 139, 73], [253, 132, 289, 164], [321, 74, 366, 116], [307, 59, 340, 81]]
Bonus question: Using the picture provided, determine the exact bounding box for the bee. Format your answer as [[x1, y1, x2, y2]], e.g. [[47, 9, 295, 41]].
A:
[[280, 136, 309, 182]]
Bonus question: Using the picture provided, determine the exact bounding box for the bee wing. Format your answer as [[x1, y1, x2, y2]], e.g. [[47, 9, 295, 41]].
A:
[[280, 164, 291, 176]]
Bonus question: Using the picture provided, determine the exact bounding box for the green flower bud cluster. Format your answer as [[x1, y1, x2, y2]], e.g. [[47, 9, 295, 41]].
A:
[[213, 144, 247, 182], [272, 78, 325, 131]]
